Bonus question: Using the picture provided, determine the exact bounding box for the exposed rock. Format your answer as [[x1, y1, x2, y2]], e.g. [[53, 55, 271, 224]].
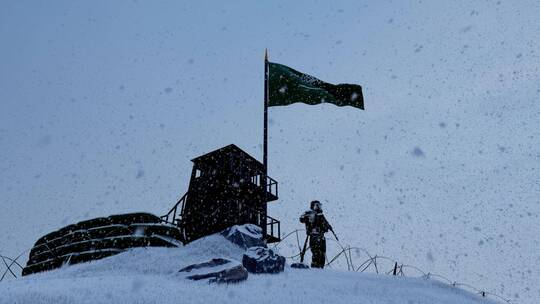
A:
[[220, 224, 266, 250], [242, 246, 285, 274], [179, 258, 231, 272], [179, 258, 248, 284], [290, 262, 310, 269]]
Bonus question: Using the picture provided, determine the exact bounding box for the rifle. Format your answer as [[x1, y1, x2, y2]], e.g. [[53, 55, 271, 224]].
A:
[[329, 226, 339, 241], [299, 234, 309, 263]]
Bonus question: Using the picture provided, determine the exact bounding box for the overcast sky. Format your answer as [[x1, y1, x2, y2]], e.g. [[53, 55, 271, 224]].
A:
[[1, 1, 540, 302]]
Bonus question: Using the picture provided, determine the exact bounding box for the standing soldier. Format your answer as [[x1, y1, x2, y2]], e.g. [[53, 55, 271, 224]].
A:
[[299, 200, 334, 268]]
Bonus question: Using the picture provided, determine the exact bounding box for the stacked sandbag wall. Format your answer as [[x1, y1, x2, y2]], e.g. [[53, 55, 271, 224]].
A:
[[23, 212, 183, 276]]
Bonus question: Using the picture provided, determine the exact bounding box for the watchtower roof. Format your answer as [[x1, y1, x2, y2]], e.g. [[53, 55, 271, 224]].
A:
[[191, 144, 264, 171]]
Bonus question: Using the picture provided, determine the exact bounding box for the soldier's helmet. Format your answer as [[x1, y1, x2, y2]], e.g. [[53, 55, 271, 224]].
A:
[[310, 200, 322, 212]]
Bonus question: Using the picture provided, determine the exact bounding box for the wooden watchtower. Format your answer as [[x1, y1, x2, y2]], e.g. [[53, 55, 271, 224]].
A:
[[161, 144, 280, 244]]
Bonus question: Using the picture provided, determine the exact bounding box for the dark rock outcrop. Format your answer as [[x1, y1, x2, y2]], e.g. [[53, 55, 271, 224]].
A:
[[290, 262, 310, 269], [179, 258, 248, 284], [242, 246, 285, 274], [220, 224, 266, 250]]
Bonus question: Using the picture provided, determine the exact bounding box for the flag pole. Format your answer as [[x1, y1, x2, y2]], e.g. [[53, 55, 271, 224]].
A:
[[264, 49, 268, 177], [263, 49, 269, 239]]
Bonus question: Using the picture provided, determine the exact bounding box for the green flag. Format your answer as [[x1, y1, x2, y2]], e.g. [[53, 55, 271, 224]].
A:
[[268, 62, 364, 110]]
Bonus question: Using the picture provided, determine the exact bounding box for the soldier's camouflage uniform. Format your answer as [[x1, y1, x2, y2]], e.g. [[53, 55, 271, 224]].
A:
[[300, 208, 332, 268]]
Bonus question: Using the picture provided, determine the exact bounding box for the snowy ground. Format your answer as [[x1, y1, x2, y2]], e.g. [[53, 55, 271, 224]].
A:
[[0, 234, 496, 304]]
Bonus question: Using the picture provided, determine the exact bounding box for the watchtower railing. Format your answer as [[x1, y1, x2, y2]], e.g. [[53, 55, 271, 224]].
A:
[[266, 214, 280, 242], [266, 175, 278, 198], [161, 192, 188, 225], [249, 174, 278, 199]]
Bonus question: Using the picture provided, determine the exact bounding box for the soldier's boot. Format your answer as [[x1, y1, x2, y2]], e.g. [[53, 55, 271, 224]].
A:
[[311, 250, 325, 268]]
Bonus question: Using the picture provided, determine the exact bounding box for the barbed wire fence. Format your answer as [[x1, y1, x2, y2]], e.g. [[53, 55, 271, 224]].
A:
[[0, 249, 27, 282], [1, 230, 513, 304], [272, 229, 512, 304]]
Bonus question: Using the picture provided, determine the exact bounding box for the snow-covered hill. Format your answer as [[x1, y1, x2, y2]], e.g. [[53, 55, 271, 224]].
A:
[[1, 1, 539, 303], [0, 233, 496, 304]]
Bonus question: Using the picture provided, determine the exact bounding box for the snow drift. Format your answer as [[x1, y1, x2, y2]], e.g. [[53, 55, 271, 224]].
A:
[[0, 230, 496, 304]]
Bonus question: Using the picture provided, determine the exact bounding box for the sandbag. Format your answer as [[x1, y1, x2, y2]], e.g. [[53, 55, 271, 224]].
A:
[[23, 213, 182, 276]]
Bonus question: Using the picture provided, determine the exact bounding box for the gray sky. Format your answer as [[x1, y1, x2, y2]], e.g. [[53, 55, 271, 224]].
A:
[[1, 1, 540, 302]]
